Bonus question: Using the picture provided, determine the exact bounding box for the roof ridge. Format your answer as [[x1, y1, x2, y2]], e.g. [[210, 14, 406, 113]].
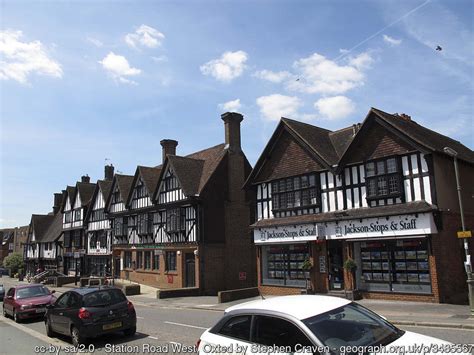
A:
[[185, 143, 225, 158], [282, 117, 332, 133]]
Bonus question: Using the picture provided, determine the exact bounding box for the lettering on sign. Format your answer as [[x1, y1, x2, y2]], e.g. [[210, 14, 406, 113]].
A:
[[342, 219, 417, 236], [319, 256, 327, 273]]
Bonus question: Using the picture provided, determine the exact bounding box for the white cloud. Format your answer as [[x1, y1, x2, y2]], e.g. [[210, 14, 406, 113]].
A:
[[151, 55, 168, 63], [99, 52, 141, 85], [0, 30, 63, 84], [253, 69, 291, 83], [314, 96, 355, 120], [86, 37, 103, 47], [125, 25, 165, 49], [256, 94, 302, 121], [287, 52, 372, 95], [200, 50, 248, 82], [383, 34, 402, 46], [219, 99, 241, 112], [347, 52, 374, 70]]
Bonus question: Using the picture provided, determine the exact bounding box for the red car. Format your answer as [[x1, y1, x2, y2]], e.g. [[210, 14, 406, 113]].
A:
[[2, 284, 56, 322]]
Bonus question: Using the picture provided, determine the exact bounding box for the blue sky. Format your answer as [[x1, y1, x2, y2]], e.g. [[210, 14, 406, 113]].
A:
[[1, 0, 473, 228]]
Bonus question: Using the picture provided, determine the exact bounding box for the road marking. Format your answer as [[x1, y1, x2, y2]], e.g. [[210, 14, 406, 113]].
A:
[[148, 336, 158, 340], [0, 316, 69, 347], [164, 321, 208, 330]]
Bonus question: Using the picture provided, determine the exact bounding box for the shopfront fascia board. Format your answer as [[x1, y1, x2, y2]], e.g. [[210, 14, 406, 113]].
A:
[[254, 212, 437, 244]]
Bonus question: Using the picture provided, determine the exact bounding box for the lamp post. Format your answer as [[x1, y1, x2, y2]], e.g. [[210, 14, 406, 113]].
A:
[[443, 147, 473, 315]]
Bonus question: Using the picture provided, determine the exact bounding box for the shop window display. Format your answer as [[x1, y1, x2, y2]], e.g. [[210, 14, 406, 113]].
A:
[[358, 239, 431, 294], [261, 244, 309, 287]]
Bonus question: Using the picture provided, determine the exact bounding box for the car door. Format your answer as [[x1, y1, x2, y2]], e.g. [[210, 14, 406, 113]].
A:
[[62, 292, 82, 332], [49, 293, 70, 334], [201, 314, 253, 355], [4, 288, 15, 315], [251, 315, 318, 355]]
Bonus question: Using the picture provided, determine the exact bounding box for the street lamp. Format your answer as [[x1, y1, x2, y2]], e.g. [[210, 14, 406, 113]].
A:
[[443, 146, 473, 315]]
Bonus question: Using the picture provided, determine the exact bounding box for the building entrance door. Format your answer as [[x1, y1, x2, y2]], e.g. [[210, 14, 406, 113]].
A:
[[328, 240, 344, 290], [114, 257, 121, 278], [185, 253, 196, 288]]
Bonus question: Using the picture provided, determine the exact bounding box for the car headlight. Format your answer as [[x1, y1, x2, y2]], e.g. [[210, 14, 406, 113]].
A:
[[20, 304, 32, 310]]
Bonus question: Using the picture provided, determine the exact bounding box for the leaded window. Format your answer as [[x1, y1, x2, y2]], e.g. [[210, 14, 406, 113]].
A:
[[271, 173, 319, 212], [365, 157, 402, 199], [166, 208, 185, 233]]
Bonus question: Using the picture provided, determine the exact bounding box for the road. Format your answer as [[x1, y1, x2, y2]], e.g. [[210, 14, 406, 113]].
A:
[[1, 277, 473, 354]]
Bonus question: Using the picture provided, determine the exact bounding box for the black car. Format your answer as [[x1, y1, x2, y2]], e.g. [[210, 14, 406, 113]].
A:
[[0, 285, 4, 301], [0, 268, 8, 276], [44, 287, 137, 346]]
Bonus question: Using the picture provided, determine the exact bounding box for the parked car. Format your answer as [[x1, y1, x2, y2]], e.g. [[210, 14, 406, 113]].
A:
[[198, 295, 469, 355], [0, 285, 5, 301], [2, 284, 56, 322], [0, 268, 9, 276], [44, 286, 137, 347]]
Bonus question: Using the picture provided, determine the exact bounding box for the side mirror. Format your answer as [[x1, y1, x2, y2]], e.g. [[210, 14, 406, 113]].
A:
[[46, 304, 55, 309], [6, 296, 13, 300], [51, 290, 56, 294]]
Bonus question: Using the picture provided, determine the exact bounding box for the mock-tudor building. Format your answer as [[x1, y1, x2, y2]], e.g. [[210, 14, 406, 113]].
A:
[[84, 165, 114, 276], [107, 113, 256, 294], [25, 192, 64, 274], [245, 107, 474, 303], [61, 177, 96, 277]]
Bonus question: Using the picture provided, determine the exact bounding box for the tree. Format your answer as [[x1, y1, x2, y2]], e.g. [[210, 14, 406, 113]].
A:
[[3, 253, 24, 274]]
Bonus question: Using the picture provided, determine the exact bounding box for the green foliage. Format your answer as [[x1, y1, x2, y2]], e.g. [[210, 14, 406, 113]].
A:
[[301, 258, 313, 271], [343, 257, 357, 271], [3, 253, 24, 274]]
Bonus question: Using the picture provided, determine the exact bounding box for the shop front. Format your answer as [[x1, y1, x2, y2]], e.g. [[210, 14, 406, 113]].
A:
[[254, 211, 438, 300], [324, 212, 438, 299]]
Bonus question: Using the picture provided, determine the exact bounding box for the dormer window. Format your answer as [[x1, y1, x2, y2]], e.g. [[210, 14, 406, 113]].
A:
[[74, 208, 81, 221], [365, 157, 402, 200], [111, 190, 121, 204], [136, 179, 146, 198], [271, 173, 319, 212]]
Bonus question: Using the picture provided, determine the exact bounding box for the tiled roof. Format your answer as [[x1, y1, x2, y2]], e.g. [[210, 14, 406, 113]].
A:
[[251, 201, 436, 228], [137, 166, 162, 197], [42, 212, 63, 242], [97, 179, 113, 202], [30, 214, 55, 243], [167, 156, 205, 196], [371, 108, 474, 164], [76, 182, 96, 207], [115, 174, 135, 201], [185, 143, 226, 193]]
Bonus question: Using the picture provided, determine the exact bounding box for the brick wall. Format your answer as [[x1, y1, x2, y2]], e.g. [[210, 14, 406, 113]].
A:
[[431, 211, 474, 304]]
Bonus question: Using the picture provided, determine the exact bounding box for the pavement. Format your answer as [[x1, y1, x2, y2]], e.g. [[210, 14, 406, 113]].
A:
[[2, 276, 473, 330]]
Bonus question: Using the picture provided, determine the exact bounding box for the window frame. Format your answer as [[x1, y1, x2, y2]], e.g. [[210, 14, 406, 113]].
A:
[[165, 251, 177, 272], [365, 156, 403, 200], [271, 173, 320, 213]]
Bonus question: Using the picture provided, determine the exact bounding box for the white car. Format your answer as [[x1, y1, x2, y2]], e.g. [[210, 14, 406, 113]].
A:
[[197, 295, 470, 355]]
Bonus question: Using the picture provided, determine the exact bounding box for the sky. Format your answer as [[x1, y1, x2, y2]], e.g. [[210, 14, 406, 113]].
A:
[[1, 0, 473, 228]]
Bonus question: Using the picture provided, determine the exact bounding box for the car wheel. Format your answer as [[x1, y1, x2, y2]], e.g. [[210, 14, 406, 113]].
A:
[[45, 318, 55, 338], [123, 326, 136, 337], [13, 309, 20, 323], [71, 326, 86, 347]]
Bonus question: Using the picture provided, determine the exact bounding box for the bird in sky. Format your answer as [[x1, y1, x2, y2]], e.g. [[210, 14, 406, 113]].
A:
[[436, 45, 442, 51]]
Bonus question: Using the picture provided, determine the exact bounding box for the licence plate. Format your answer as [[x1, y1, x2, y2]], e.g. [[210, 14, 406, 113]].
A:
[[103, 321, 122, 330], [35, 308, 45, 313]]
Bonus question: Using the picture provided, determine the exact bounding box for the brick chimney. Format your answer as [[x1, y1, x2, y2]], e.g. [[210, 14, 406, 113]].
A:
[[104, 164, 114, 181], [81, 175, 90, 183], [53, 192, 63, 214], [399, 113, 412, 121], [160, 139, 178, 163], [221, 112, 243, 153]]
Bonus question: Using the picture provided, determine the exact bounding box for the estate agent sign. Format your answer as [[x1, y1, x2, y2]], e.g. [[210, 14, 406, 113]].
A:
[[253, 213, 436, 244]]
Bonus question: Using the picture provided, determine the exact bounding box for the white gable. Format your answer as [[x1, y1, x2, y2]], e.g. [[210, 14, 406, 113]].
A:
[[73, 193, 82, 209], [64, 196, 72, 212]]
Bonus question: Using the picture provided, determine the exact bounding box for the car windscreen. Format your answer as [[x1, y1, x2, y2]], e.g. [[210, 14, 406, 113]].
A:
[[82, 289, 127, 307], [302, 303, 404, 355], [16, 286, 50, 299]]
